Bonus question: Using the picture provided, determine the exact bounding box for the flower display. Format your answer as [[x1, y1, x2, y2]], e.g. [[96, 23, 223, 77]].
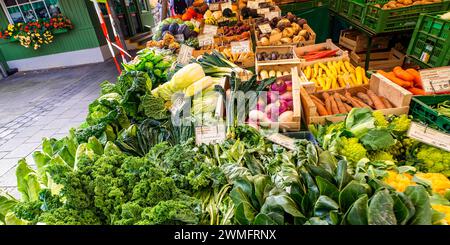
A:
[[0, 15, 73, 50]]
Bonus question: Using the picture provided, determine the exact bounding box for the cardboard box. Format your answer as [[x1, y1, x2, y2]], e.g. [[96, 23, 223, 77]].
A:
[[295, 39, 349, 68], [350, 48, 405, 71]]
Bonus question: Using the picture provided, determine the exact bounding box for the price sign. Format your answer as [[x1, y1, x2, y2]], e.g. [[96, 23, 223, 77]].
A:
[[256, 0, 267, 3], [265, 11, 280, 20], [258, 23, 272, 34], [195, 124, 226, 145], [209, 3, 220, 10], [419, 67, 450, 94], [266, 133, 296, 151], [175, 34, 184, 42], [191, 19, 201, 28], [221, 1, 232, 10], [203, 24, 218, 35], [177, 44, 194, 65], [198, 34, 214, 47], [257, 8, 270, 15], [231, 40, 251, 54], [407, 122, 450, 152], [247, 1, 258, 9]]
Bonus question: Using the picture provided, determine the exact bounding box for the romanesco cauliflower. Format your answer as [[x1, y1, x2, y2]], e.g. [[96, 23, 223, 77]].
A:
[[339, 137, 367, 164], [416, 145, 450, 177], [390, 114, 411, 133], [369, 151, 395, 162], [373, 111, 388, 128]]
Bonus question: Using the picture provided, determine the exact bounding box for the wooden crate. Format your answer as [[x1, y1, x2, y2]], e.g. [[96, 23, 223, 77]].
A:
[[256, 63, 299, 81], [339, 29, 390, 53], [250, 69, 302, 132], [255, 45, 300, 66], [218, 38, 255, 68], [301, 73, 413, 125], [254, 24, 316, 47], [295, 39, 349, 68], [350, 48, 405, 71]]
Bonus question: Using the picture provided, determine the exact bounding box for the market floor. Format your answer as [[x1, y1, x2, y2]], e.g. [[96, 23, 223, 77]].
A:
[[0, 59, 118, 198]]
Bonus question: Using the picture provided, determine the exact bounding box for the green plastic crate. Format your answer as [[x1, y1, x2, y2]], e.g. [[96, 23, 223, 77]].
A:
[[362, 0, 450, 33], [279, 1, 317, 12], [328, 0, 341, 11], [339, 0, 365, 23], [407, 13, 450, 68], [409, 95, 450, 134]]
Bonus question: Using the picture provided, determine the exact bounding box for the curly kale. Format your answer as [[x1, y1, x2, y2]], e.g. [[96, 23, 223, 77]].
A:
[[38, 207, 101, 225], [138, 198, 201, 225]]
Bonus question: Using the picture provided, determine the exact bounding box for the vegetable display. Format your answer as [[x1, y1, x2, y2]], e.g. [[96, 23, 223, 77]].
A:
[[1, 2, 449, 227], [302, 60, 369, 90], [375, 0, 443, 9], [377, 67, 426, 95]]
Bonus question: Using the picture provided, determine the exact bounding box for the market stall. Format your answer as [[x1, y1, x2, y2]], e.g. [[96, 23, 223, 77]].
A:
[[0, 0, 449, 226]]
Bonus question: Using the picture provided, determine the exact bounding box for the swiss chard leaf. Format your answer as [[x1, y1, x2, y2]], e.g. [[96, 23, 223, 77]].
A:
[[404, 185, 432, 225], [262, 194, 305, 219], [314, 195, 339, 217], [345, 194, 368, 225], [316, 176, 339, 202], [359, 128, 395, 151], [335, 160, 352, 191], [391, 193, 412, 225], [253, 213, 278, 225], [339, 180, 369, 212]]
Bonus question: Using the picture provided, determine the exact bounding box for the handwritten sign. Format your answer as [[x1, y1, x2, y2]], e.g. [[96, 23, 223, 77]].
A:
[[203, 24, 218, 35], [266, 133, 296, 151], [221, 1, 232, 10], [175, 34, 184, 42], [231, 40, 251, 54], [257, 8, 270, 15], [407, 122, 450, 152], [258, 23, 272, 34], [419, 67, 450, 94], [247, 1, 258, 9], [195, 124, 226, 145], [198, 34, 214, 47], [177, 44, 194, 65], [265, 11, 280, 20], [209, 3, 220, 11]]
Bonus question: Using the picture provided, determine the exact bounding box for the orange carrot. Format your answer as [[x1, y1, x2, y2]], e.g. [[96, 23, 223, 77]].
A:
[[329, 95, 340, 115], [335, 93, 350, 103], [333, 93, 348, 114], [345, 92, 362, 108], [405, 68, 423, 88], [379, 96, 393, 108], [310, 95, 325, 107], [378, 70, 412, 88], [353, 96, 372, 109], [408, 87, 426, 95], [393, 66, 414, 81], [357, 92, 374, 107], [367, 90, 386, 110], [312, 99, 329, 116], [343, 102, 353, 112], [322, 92, 332, 115]]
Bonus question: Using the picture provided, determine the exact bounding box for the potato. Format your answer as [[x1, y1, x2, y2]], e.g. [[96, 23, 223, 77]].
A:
[[280, 37, 292, 44], [403, 0, 413, 5], [299, 29, 308, 37], [282, 27, 295, 38], [260, 37, 270, 46]]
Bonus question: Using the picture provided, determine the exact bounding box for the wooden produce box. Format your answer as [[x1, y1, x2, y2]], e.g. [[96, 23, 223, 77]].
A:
[[301, 73, 413, 125], [191, 36, 222, 58], [218, 38, 255, 68], [250, 70, 302, 132], [339, 29, 390, 53], [254, 23, 316, 47], [295, 39, 349, 68], [350, 48, 405, 71], [255, 45, 300, 66], [256, 63, 299, 81]]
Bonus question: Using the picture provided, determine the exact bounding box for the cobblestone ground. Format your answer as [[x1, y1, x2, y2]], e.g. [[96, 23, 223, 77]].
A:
[[0, 60, 117, 198]]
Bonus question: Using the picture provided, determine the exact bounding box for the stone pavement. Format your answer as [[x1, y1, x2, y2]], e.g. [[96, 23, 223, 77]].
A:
[[0, 59, 118, 198]]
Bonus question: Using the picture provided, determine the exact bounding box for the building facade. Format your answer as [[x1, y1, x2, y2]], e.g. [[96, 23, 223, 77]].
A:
[[0, 0, 154, 71]]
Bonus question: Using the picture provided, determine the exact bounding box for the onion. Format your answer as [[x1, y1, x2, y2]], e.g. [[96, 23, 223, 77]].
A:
[[286, 99, 293, 110], [278, 111, 294, 122], [280, 92, 293, 101], [266, 91, 279, 104], [270, 79, 287, 93], [265, 100, 288, 120], [256, 98, 266, 111], [249, 110, 270, 123]]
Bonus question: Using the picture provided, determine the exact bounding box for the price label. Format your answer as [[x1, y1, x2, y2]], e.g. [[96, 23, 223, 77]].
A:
[[195, 124, 226, 145], [191, 19, 201, 28], [221, 1, 232, 10], [265, 11, 280, 20], [231, 40, 251, 54], [198, 34, 214, 47], [175, 34, 184, 42], [256, 0, 267, 3], [257, 8, 270, 15], [266, 133, 296, 151], [203, 24, 218, 35], [209, 3, 220, 10], [258, 23, 272, 34], [177, 44, 194, 65], [419, 67, 450, 94], [247, 1, 258, 9], [407, 122, 450, 152]]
